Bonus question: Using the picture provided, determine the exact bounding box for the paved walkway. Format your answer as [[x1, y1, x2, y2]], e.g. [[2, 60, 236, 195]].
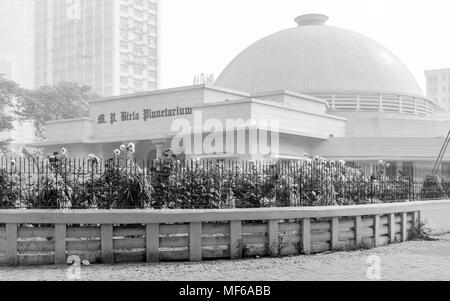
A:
[[2, 235, 450, 281]]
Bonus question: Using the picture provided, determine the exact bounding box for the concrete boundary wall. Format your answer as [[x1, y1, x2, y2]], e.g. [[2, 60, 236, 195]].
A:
[[0, 200, 449, 266]]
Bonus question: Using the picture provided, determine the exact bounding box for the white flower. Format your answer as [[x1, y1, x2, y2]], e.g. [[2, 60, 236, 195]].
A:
[[378, 160, 384, 165], [120, 144, 126, 151], [61, 148, 67, 155], [113, 149, 121, 156], [88, 154, 99, 163]]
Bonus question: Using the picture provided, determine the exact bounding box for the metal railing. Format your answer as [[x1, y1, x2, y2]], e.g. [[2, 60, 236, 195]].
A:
[[0, 155, 447, 209]]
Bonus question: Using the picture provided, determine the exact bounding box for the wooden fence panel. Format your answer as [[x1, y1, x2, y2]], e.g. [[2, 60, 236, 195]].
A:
[[55, 224, 66, 264], [268, 220, 279, 256], [230, 221, 242, 259], [146, 224, 160, 263], [6, 224, 17, 265], [189, 222, 202, 261], [302, 218, 311, 254], [18, 227, 54, 239], [101, 224, 113, 264]]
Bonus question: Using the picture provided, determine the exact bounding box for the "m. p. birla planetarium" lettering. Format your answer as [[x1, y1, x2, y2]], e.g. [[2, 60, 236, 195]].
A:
[[97, 106, 193, 125]]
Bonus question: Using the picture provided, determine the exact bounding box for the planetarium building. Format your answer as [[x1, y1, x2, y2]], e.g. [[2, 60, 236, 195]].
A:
[[33, 14, 450, 177]]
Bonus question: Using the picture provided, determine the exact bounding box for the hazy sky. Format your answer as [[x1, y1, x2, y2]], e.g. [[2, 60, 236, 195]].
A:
[[160, 0, 450, 93]]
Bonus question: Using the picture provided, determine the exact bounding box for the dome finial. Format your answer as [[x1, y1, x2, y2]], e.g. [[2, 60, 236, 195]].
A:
[[295, 14, 329, 26]]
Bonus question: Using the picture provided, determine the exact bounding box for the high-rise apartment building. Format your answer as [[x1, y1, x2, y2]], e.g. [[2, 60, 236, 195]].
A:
[[34, 0, 160, 97], [0, 0, 34, 88], [425, 68, 450, 112]]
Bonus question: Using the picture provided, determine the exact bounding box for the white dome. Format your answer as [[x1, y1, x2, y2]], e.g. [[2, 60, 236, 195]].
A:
[[216, 14, 423, 96]]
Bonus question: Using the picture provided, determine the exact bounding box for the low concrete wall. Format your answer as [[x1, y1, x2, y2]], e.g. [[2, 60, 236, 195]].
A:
[[1, 200, 449, 266]]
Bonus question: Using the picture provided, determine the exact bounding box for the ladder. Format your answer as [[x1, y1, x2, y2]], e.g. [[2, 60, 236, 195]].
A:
[[432, 129, 450, 176]]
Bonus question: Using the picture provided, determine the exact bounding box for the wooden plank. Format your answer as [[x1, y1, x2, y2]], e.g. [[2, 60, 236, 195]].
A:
[[243, 245, 267, 257], [279, 244, 300, 256], [389, 213, 396, 243], [146, 223, 159, 263], [311, 232, 332, 243], [268, 220, 279, 257], [18, 227, 54, 239], [279, 233, 301, 245], [18, 254, 54, 266], [311, 221, 330, 231], [160, 249, 189, 261], [302, 218, 311, 254], [17, 241, 55, 253], [279, 222, 301, 233], [202, 223, 229, 235], [338, 230, 355, 241], [114, 251, 146, 263], [67, 240, 101, 251], [6, 224, 17, 265], [66, 227, 101, 239], [355, 216, 362, 246], [202, 235, 230, 247], [379, 236, 389, 246], [339, 219, 356, 229], [401, 212, 408, 242], [230, 221, 242, 259], [331, 217, 339, 250], [242, 234, 267, 245], [114, 227, 145, 237], [55, 224, 66, 265], [374, 215, 380, 247], [113, 238, 146, 250], [311, 242, 331, 254], [160, 224, 189, 235], [101, 224, 113, 264], [362, 218, 374, 228], [160, 236, 189, 248], [242, 223, 267, 234], [189, 222, 202, 261], [202, 248, 230, 259]]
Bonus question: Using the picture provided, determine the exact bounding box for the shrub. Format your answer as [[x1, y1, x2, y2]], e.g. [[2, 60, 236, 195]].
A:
[[0, 167, 21, 208], [420, 175, 446, 200]]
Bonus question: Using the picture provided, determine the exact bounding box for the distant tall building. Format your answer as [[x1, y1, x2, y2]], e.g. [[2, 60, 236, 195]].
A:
[[0, 0, 34, 88], [425, 68, 450, 112], [34, 0, 160, 96]]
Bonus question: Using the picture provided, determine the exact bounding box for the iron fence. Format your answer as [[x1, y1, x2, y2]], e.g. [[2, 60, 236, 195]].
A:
[[0, 155, 448, 209]]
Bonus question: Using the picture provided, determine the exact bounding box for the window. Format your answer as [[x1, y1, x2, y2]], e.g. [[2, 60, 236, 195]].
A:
[[120, 5, 128, 14], [134, 9, 143, 18], [120, 30, 128, 40], [120, 17, 128, 27], [120, 64, 129, 73], [134, 79, 143, 88], [134, 66, 143, 76], [120, 77, 129, 86]]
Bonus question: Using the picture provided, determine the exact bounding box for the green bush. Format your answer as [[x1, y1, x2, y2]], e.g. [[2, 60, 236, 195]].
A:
[[0, 167, 21, 208], [420, 175, 446, 200]]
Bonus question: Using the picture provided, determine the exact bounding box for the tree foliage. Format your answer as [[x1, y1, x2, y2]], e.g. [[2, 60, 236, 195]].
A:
[[16, 81, 96, 138], [0, 75, 24, 134]]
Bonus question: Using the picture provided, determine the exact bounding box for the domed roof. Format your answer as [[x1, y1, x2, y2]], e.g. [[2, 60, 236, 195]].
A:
[[215, 14, 423, 96]]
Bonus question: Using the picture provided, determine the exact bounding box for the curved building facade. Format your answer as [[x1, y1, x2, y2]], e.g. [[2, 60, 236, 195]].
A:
[[33, 14, 450, 178]]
